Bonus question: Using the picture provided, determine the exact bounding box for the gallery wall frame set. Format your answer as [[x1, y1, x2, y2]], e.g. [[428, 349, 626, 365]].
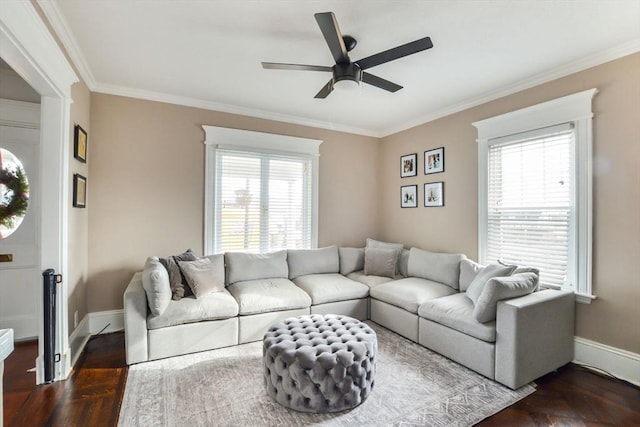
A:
[[400, 153, 418, 178], [401, 185, 418, 208], [424, 182, 444, 207], [424, 147, 444, 175]]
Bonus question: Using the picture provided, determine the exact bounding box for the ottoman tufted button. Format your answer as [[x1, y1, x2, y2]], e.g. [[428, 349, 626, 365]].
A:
[[263, 314, 376, 413]]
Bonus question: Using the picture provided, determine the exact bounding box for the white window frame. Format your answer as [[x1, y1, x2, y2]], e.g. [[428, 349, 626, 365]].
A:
[[473, 88, 597, 303], [202, 125, 322, 255]]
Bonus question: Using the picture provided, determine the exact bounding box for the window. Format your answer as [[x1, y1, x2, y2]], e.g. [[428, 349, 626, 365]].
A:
[[473, 89, 597, 303], [203, 126, 321, 254]]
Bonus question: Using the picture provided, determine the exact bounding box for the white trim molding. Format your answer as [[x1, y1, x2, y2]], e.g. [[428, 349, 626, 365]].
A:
[[574, 337, 640, 387]]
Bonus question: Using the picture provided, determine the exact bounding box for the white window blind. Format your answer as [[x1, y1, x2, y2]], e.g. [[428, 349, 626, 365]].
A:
[[214, 149, 312, 253], [486, 125, 574, 288]]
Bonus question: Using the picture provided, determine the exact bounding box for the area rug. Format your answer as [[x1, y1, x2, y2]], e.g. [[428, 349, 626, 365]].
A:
[[118, 323, 534, 426]]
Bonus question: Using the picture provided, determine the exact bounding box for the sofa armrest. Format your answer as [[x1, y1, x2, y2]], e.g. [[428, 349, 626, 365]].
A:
[[123, 272, 149, 364], [495, 289, 575, 389]]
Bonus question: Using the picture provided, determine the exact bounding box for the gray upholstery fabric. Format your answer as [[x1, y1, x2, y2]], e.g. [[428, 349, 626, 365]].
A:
[[141, 257, 172, 316], [160, 249, 198, 300], [370, 277, 457, 313], [178, 256, 225, 298], [418, 293, 497, 342], [364, 247, 397, 278], [287, 246, 339, 280], [238, 308, 310, 344], [473, 272, 539, 323], [407, 247, 464, 290], [347, 270, 399, 288], [459, 258, 483, 292], [366, 238, 403, 274], [370, 299, 419, 342], [398, 249, 410, 277], [465, 263, 517, 304], [146, 289, 239, 330], [225, 250, 288, 284], [338, 247, 365, 275], [263, 314, 377, 413], [123, 273, 149, 364], [293, 273, 369, 305], [228, 278, 311, 315]]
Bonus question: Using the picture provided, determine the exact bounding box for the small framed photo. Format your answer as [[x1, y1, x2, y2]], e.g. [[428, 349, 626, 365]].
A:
[[401, 185, 418, 208], [73, 174, 87, 208], [400, 153, 418, 178], [424, 182, 444, 207], [424, 147, 444, 175], [74, 124, 88, 163]]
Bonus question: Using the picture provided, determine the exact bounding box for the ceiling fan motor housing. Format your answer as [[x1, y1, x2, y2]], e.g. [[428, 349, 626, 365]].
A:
[[333, 62, 363, 84]]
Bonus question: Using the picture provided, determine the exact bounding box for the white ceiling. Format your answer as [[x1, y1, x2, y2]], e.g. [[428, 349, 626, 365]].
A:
[[40, 0, 640, 137]]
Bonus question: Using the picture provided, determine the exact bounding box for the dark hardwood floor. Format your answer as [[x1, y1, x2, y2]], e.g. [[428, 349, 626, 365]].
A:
[[4, 332, 639, 426]]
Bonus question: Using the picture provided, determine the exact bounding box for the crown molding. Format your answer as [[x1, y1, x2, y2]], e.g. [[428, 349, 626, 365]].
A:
[[36, 0, 97, 89], [381, 38, 640, 137]]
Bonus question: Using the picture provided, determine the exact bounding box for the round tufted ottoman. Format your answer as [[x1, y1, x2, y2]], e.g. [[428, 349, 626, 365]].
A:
[[263, 314, 377, 413]]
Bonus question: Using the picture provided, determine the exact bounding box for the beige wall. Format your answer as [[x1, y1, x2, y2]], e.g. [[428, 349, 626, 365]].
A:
[[67, 81, 91, 333], [87, 94, 380, 312], [379, 52, 640, 353]]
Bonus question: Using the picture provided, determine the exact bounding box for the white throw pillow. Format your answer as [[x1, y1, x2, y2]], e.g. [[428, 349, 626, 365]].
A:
[[473, 272, 539, 323], [141, 256, 172, 316], [178, 257, 225, 298]]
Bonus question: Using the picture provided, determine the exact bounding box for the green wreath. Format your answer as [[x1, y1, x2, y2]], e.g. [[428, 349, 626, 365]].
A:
[[0, 166, 29, 229]]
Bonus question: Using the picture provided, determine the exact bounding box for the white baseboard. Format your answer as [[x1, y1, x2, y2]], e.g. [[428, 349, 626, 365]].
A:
[[88, 309, 125, 334], [68, 314, 91, 371], [574, 336, 640, 387]]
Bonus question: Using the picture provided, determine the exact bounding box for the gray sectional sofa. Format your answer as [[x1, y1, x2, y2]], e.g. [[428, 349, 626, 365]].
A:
[[123, 239, 575, 389]]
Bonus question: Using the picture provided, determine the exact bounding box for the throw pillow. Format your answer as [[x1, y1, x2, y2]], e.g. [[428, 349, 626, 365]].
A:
[[473, 272, 539, 323], [366, 238, 404, 274], [459, 258, 484, 292], [406, 247, 465, 289], [141, 257, 172, 316], [178, 258, 225, 298], [287, 246, 339, 279], [364, 247, 397, 278], [338, 247, 365, 275], [160, 249, 198, 300], [465, 263, 517, 304]]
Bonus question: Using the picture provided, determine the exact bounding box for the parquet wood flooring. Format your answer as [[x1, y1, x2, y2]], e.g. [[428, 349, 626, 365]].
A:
[[4, 331, 639, 426]]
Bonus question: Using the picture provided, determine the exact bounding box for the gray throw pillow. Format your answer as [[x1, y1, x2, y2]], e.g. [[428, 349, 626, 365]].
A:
[[366, 238, 403, 274], [141, 257, 172, 316], [473, 272, 539, 323], [364, 247, 397, 278], [406, 247, 464, 289], [178, 257, 225, 298], [287, 246, 339, 279], [160, 249, 198, 300], [465, 263, 517, 304], [459, 258, 484, 292], [338, 247, 365, 275]]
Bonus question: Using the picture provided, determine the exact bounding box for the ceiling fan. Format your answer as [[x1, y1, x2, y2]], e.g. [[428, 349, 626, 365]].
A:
[[262, 12, 433, 99]]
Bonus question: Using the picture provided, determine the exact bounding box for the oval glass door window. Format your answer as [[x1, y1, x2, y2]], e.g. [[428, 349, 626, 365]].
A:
[[0, 148, 30, 239]]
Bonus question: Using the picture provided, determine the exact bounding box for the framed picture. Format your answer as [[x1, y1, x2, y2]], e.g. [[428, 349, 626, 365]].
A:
[[74, 124, 88, 163], [401, 185, 418, 208], [424, 182, 444, 207], [73, 174, 87, 208], [400, 153, 418, 178], [424, 147, 444, 175]]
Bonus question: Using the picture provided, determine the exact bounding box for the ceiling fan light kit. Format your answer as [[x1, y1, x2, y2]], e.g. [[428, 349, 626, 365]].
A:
[[262, 11, 433, 99]]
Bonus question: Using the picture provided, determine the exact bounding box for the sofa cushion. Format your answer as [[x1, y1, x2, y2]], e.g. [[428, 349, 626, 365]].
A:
[[473, 272, 539, 323], [227, 278, 312, 315], [398, 249, 410, 277], [159, 249, 198, 300], [459, 258, 483, 292], [407, 247, 464, 290], [364, 247, 397, 278], [178, 256, 225, 298], [141, 257, 172, 316], [287, 246, 339, 280], [418, 293, 496, 343], [146, 289, 239, 330], [366, 238, 404, 274], [225, 250, 288, 285], [347, 270, 399, 288], [338, 247, 365, 275], [370, 277, 458, 314], [465, 263, 517, 304], [293, 273, 369, 305]]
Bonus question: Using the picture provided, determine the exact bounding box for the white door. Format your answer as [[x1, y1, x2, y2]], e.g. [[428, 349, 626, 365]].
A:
[[0, 125, 40, 340]]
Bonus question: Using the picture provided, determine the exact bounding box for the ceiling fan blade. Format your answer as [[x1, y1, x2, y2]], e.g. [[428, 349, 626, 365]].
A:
[[261, 62, 332, 72], [362, 72, 403, 92], [314, 80, 334, 99], [355, 37, 433, 70], [314, 12, 350, 64]]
